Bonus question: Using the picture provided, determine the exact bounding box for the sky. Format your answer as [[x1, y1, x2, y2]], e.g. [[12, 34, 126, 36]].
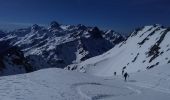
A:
[[0, 0, 169, 35]]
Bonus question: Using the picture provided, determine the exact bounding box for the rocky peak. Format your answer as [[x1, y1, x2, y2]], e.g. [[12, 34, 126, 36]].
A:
[[0, 41, 33, 74], [88, 27, 103, 38], [50, 21, 60, 29], [77, 24, 87, 30], [31, 24, 41, 31]]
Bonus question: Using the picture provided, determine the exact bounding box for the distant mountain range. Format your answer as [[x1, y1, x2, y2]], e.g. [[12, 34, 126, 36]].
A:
[[1, 22, 169, 77], [0, 21, 125, 75]]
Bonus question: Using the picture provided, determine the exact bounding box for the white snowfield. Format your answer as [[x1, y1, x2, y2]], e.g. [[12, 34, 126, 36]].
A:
[[0, 64, 170, 100]]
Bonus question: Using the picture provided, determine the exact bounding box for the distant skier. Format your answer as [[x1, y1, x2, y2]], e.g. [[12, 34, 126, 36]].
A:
[[114, 72, 116, 76], [67, 66, 70, 70], [122, 66, 126, 75], [122, 70, 124, 75], [123, 66, 126, 70], [123, 72, 129, 82]]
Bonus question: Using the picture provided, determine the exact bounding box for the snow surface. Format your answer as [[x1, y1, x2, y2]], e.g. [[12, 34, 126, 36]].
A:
[[0, 64, 170, 100]]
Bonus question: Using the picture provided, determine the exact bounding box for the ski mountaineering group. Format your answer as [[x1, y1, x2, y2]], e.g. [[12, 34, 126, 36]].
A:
[[114, 66, 129, 82]]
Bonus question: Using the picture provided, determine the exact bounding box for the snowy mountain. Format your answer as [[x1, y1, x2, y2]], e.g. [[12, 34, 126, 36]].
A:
[[0, 23, 170, 100], [67, 24, 170, 76], [0, 41, 33, 76], [0, 21, 124, 71]]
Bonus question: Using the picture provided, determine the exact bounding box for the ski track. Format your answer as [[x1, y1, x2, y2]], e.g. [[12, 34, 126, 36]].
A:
[[126, 86, 141, 94], [71, 82, 141, 100], [129, 81, 170, 94]]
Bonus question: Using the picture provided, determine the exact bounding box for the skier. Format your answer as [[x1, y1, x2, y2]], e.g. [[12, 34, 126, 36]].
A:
[[122, 66, 126, 75], [122, 69, 124, 75], [123, 66, 126, 70], [114, 72, 116, 76], [123, 72, 129, 82]]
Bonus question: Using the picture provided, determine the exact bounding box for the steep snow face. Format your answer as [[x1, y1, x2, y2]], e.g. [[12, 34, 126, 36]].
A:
[[0, 65, 170, 100], [0, 21, 124, 69], [0, 41, 33, 76], [68, 25, 170, 76]]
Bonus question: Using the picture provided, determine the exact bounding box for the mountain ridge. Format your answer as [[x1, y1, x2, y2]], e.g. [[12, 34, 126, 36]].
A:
[[66, 24, 170, 76], [0, 21, 125, 75]]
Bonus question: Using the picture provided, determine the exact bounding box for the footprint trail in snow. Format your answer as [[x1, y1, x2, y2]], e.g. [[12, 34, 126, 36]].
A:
[[71, 82, 142, 100]]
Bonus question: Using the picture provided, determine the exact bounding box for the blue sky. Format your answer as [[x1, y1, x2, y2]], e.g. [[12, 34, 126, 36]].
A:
[[0, 0, 169, 34]]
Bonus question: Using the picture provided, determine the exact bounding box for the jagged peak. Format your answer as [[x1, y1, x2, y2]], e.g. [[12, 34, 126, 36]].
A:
[[153, 24, 162, 27], [129, 24, 166, 38], [143, 24, 165, 30], [104, 30, 121, 36], [105, 30, 115, 33], [90, 27, 100, 32], [87, 27, 103, 38], [77, 24, 87, 30], [31, 24, 41, 31], [50, 21, 60, 29]]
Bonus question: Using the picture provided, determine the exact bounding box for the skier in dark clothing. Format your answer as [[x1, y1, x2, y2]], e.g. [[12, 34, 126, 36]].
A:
[[124, 72, 129, 82], [123, 66, 126, 70], [122, 70, 124, 75], [114, 72, 116, 76], [122, 66, 126, 75]]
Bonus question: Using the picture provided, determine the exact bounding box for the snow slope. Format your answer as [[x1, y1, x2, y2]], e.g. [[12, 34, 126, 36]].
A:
[[67, 25, 170, 76], [0, 65, 170, 100]]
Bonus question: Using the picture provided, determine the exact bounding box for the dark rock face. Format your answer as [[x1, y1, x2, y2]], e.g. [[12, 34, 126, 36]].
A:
[[31, 24, 41, 31], [148, 28, 170, 63], [50, 21, 60, 29], [77, 24, 87, 30], [0, 41, 33, 75], [132, 53, 139, 63], [88, 27, 103, 38], [147, 62, 159, 69]]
